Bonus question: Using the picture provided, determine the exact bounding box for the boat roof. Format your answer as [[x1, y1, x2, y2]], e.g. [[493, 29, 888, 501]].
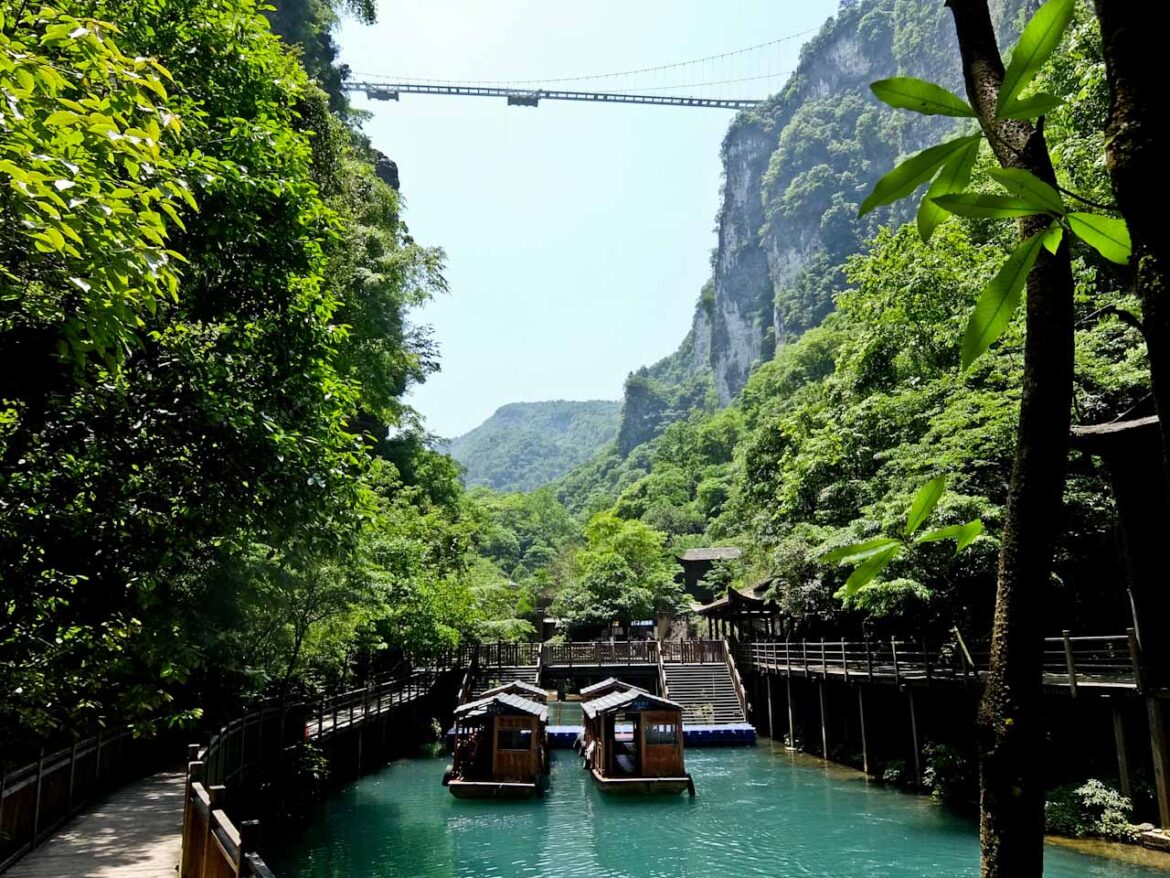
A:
[[479, 680, 547, 702], [581, 688, 682, 719], [454, 692, 548, 722], [579, 677, 638, 699]]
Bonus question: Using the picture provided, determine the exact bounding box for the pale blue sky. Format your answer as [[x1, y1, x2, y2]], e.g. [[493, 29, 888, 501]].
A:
[[337, 1, 839, 438]]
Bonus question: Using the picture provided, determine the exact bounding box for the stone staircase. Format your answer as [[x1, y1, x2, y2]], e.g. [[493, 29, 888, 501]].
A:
[[470, 665, 540, 700], [663, 662, 746, 724]]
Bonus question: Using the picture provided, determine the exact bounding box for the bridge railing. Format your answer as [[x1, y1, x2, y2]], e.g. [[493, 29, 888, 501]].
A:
[[184, 664, 445, 878], [541, 640, 658, 667], [735, 633, 1140, 690], [0, 727, 140, 872], [720, 639, 751, 721], [456, 642, 540, 668], [660, 639, 724, 664]]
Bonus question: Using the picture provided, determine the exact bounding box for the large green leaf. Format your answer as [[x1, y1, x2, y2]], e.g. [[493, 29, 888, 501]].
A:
[[840, 544, 901, 596], [905, 475, 947, 537], [933, 193, 1052, 219], [1067, 213, 1132, 264], [916, 519, 985, 553], [962, 232, 1045, 369], [871, 77, 975, 117], [821, 536, 902, 566], [998, 92, 1063, 120], [917, 137, 979, 242], [859, 135, 982, 217], [988, 168, 1064, 214], [1040, 220, 1064, 255], [997, 0, 1076, 115]]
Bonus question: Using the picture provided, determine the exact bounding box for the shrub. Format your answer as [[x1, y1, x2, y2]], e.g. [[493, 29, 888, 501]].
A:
[[922, 742, 977, 807], [1045, 779, 1138, 842]]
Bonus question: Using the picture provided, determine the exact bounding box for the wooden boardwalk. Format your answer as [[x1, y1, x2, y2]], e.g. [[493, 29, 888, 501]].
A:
[[7, 771, 183, 877]]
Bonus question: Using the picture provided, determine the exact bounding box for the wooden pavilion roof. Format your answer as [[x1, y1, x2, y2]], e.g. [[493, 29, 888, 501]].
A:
[[581, 687, 681, 719], [695, 579, 779, 618], [454, 692, 548, 722]]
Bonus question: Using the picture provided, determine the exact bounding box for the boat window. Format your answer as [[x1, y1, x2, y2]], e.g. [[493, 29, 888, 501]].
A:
[[498, 728, 533, 750], [646, 723, 677, 745]]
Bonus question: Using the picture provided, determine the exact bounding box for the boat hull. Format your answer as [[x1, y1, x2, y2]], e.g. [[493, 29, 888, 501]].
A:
[[589, 768, 693, 796], [447, 779, 540, 799]]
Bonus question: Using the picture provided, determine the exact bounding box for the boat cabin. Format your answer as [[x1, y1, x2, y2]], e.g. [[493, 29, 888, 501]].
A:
[[445, 693, 548, 798], [579, 677, 638, 701], [479, 680, 548, 703], [581, 688, 693, 795]]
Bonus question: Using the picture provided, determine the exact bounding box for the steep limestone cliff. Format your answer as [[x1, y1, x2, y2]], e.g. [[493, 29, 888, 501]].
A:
[[617, 0, 1023, 423]]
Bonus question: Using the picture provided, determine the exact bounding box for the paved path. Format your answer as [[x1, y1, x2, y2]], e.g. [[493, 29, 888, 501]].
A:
[[8, 771, 183, 877]]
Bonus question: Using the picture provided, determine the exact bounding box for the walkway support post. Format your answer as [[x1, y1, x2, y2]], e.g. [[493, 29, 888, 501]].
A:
[[767, 674, 775, 740], [1112, 697, 1132, 800], [908, 690, 921, 790], [786, 676, 797, 751], [858, 688, 869, 776], [1147, 697, 1170, 829], [818, 680, 829, 760]]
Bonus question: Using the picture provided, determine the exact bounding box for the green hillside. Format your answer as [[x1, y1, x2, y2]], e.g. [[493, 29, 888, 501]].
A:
[[448, 400, 621, 492]]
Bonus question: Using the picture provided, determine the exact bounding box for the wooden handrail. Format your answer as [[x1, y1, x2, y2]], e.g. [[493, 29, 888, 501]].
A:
[[722, 639, 750, 722], [730, 634, 1139, 692]]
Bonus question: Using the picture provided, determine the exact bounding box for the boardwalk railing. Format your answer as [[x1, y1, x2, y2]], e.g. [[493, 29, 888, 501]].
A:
[[182, 665, 446, 878], [454, 642, 540, 669], [661, 639, 723, 664], [0, 727, 138, 872], [182, 768, 270, 878], [735, 633, 1140, 691], [721, 639, 751, 721], [540, 640, 658, 668]]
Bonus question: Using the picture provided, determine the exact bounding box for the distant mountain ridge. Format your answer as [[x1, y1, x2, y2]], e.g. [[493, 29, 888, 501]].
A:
[[447, 400, 621, 492]]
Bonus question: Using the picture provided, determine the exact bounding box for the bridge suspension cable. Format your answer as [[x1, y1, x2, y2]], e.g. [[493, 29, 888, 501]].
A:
[[349, 27, 815, 88]]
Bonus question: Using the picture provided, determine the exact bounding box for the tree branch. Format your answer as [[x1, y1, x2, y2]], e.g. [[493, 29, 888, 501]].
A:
[[1077, 305, 1145, 337]]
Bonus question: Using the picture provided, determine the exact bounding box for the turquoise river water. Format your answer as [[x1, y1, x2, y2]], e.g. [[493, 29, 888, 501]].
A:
[[266, 745, 1170, 877]]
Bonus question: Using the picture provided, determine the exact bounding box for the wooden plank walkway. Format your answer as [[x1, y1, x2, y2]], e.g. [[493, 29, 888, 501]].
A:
[[6, 771, 183, 877]]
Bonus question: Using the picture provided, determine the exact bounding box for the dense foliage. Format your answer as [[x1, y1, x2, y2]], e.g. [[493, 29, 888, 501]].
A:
[[0, 0, 507, 757]]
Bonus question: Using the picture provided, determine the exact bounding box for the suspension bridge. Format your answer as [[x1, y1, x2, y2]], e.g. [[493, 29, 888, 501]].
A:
[[343, 81, 764, 110], [342, 27, 816, 110]]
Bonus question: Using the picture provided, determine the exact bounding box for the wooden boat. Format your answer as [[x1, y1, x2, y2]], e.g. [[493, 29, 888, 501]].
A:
[[444, 693, 549, 799], [580, 687, 695, 796], [575, 677, 638, 752]]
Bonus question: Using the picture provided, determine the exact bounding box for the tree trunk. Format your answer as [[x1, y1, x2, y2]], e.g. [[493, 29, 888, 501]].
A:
[[1093, 1, 1170, 501], [945, 2, 1077, 875]]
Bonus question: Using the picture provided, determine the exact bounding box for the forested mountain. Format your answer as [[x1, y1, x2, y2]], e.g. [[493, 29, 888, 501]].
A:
[[448, 401, 620, 492], [554, 0, 1148, 652]]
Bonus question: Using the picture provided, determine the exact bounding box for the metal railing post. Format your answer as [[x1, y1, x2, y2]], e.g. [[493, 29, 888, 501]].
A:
[[1062, 630, 1078, 697], [1128, 627, 1143, 692]]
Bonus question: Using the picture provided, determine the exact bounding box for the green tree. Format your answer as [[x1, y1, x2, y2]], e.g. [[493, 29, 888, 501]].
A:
[[551, 512, 684, 635]]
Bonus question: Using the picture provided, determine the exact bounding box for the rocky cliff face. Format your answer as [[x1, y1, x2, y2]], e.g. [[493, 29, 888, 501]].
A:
[[619, 0, 1023, 420]]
